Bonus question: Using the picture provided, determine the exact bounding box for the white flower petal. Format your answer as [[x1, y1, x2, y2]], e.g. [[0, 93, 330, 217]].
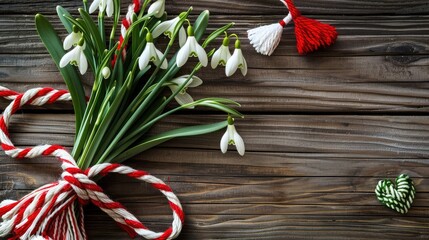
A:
[[188, 37, 197, 55], [63, 34, 74, 50], [179, 26, 186, 47], [233, 131, 245, 156], [79, 50, 88, 74], [225, 51, 239, 77], [196, 44, 208, 67], [106, 0, 114, 17], [174, 92, 195, 108], [239, 51, 248, 76], [220, 130, 229, 154], [228, 125, 235, 140], [169, 85, 180, 94], [152, 21, 171, 38], [188, 76, 203, 88], [59, 49, 77, 68], [222, 46, 232, 62], [155, 0, 165, 18], [99, 0, 107, 13], [139, 47, 151, 70], [177, 39, 191, 67], [148, 0, 165, 18], [211, 47, 222, 69], [155, 48, 168, 69], [89, 0, 101, 13], [171, 75, 187, 86]]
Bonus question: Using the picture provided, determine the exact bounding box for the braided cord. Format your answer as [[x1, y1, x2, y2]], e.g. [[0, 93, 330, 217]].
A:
[[0, 86, 183, 240], [375, 174, 416, 214]]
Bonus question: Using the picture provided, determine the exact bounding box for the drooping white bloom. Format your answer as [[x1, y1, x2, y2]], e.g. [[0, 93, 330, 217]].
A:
[[89, 0, 114, 17], [138, 32, 168, 70], [220, 117, 245, 156], [211, 37, 231, 69], [60, 40, 88, 75], [152, 16, 186, 47], [177, 26, 208, 67], [168, 75, 203, 108], [226, 39, 248, 77], [63, 27, 83, 50], [148, 0, 165, 18]]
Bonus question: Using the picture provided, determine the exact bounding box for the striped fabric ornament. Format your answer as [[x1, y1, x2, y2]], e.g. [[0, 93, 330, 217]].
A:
[[0, 86, 183, 239], [375, 174, 416, 214], [247, 0, 337, 55]]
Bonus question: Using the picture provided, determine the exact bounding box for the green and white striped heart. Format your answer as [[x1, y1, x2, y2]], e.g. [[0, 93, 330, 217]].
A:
[[375, 174, 416, 214]]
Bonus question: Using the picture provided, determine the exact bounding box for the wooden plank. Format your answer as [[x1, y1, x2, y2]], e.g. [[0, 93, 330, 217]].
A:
[[83, 214, 429, 239], [3, 114, 429, 156], [1, 0, 429, 15], [0, 112, 427, 234], [2, 15, 428, 56], [1, 15, 428, 113]]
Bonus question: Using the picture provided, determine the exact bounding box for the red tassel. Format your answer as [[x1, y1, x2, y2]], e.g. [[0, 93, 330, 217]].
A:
[[282, 0, 337, 54]]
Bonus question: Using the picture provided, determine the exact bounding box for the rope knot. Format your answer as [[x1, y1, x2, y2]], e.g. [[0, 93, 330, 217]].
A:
[[61, 166, 95, 205], [0, 86, 184, 239]]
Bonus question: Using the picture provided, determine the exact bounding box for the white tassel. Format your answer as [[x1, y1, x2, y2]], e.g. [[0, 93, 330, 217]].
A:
[[0, 199, 16, 208], [0, 218, 14, 237], [29, 236, 50, 240], [247, 13, 292, 56]]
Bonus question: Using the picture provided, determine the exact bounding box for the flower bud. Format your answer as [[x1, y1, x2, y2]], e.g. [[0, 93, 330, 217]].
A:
[[102, 67, 111, 79]]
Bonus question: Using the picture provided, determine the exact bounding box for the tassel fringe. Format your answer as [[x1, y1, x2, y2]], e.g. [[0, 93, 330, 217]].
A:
[[247, 0, 338, 55]]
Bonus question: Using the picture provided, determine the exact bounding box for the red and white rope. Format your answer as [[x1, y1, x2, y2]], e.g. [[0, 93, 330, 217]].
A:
[[0, 86, 184, 240], [113, 0, 143, 64]]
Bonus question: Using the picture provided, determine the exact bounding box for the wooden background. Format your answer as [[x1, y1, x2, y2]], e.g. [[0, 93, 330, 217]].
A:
[[1, 0, 429, 239]]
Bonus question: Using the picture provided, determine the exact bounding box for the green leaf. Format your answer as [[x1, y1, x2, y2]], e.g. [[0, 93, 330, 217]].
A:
[[113, 121, 228, 163], [56, 6, 73, 32], [79, 8, 105, 55], [78, 74, 133, 169], [203, 22, 234, 48], [194, 10, 209, 41], [35, 13, 86, 133]]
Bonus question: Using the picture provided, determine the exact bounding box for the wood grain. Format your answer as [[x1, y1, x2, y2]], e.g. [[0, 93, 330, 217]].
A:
[[3, 114, 429, 155], [1, 0, 429, 15], [1, 0, 429, 239], [1, 114, 428, 239], [1, 16, 429, 113]]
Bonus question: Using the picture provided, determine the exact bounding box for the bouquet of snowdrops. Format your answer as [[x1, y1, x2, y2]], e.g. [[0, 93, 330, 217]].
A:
[[0, 0, 248, 239], [36, 0, 247, 170]]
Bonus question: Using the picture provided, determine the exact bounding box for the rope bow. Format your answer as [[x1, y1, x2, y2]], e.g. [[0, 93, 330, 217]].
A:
[[0, 86, 184, 240]]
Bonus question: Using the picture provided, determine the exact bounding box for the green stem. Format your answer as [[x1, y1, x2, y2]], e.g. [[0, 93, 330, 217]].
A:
[[83, 0, 88, 12], [98, 12, 105, 49]]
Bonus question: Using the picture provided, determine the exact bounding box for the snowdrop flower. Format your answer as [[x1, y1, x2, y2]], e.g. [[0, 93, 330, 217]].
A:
[[89, 0, 114, 17], [226, 39, 247, 77], [220, 116, 245, 156], [138, 32, 168, 70], [63, 26, 83, 50], [211, 36, 231, 69], [152, 16, 186, 47], [60, 38, 88, 75], [169, 75, 203, 108], [148, 0, 165, 18], [177, 26, 208, 67]]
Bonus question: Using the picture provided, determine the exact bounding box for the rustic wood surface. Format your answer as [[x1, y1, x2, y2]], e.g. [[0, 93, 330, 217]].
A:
[[0, 0, 429, 239]]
